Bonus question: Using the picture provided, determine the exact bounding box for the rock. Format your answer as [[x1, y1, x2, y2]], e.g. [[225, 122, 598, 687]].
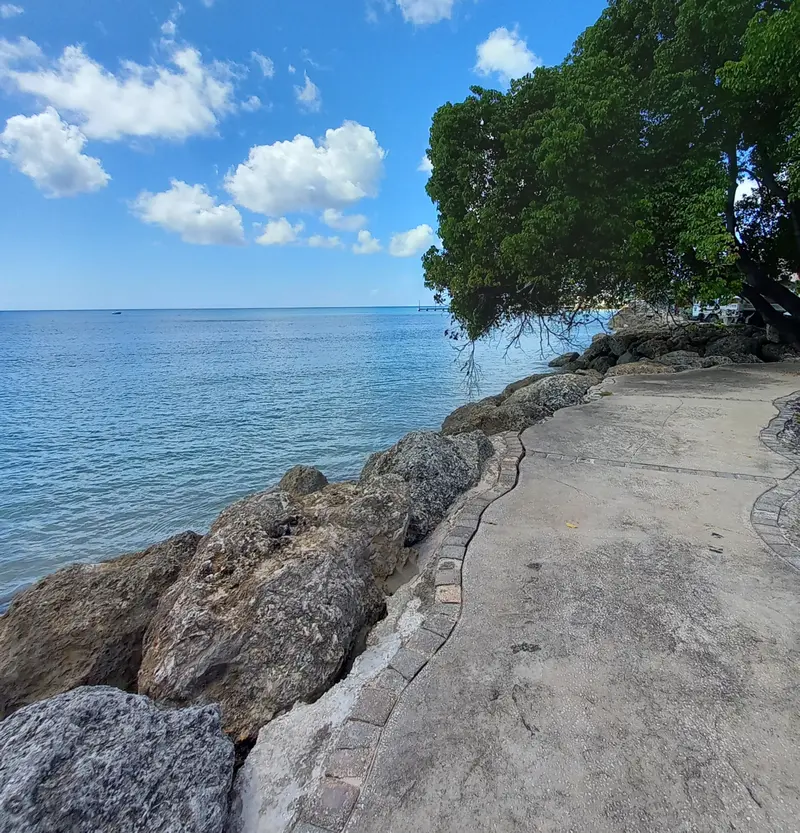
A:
[[0, 532, 201, 719], [548, 352, 579, 368], [606, 362, 675, 377], [657, 350, 702, 365], [506, 374, 597, 413], [616, 351, 637, 365], [448, 431, 496, 483], [360, 430, 492, 544], [301, 475, 410, 583], [441, 398, 543, 436], [761, 343, 800, 362], [500, 374, 547, 398], [279, 465, 329, 497], [765, 324, 782, 344], [610, 300, 679, 330], [727, 352, 764, 364], [0, 686, 233, 833], [581, 334, 613, 362], [138, 490, 386, 741], [703, 355, 734, 367], [633, 337, 671, 360], [704, 334, 761, 358], [589, 356, 615, 374]]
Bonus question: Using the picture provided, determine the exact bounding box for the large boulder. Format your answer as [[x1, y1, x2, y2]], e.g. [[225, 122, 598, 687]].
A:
[[501, 374, 548, 398], [610, 300, 677, 330], [761, 343, 800, 362], [278, 465, 329, 496], [506, 374, 597, 413], [606, 362, 675, 377], [589, 356, 616, 374], [360, 430, 493, 544], [301, 475, 410, 583], [633, 337, 671, 360], [0, 532, 201, 719], [441, 398, 544, 436], [138, 490, 386, 741], [548, 352, 579, 368], [704, 334, 761, 358], [0, 686, 233, 833], [581, 334, 613, 362]]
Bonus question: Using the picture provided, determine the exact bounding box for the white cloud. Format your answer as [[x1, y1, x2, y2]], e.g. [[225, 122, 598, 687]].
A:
[[288, 64, 296, 74], [3, 40, 236, 141], [308, 234, 343, 249], [0, 36, 41, 70], [160, 4, 183, 40], [251, 51, 274, 78], [200, 0, 215, 6], [396, 0, 454, 25], [322, 208, 366, 232], [389, 224, 435, 257], [294, 72, 321, 113], [225, 121, 385, 216], [241, 95, 262, 113], [256, 217, 304, 246], [0, 4, 23, 17], [353, 229, 382, 255], [475, 27, 541, 82], [133, 180, 244, 245], [0, 107, 109, 197], [418, 154, 432, 174]]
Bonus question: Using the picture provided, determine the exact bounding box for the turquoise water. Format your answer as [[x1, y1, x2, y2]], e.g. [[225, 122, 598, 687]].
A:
[[1, 307, 604, 604]]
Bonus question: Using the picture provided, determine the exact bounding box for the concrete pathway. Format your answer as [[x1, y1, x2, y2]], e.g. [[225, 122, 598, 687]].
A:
[[345, 364, 800, 833]]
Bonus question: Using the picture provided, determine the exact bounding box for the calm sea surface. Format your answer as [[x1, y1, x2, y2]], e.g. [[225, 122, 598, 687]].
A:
[[1, 307, 605, 605]]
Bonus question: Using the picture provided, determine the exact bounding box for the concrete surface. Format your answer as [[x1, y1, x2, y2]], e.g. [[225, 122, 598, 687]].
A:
[[345, 365, 800, 833]]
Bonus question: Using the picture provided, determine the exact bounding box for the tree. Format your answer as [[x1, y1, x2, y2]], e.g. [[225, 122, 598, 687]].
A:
[[424, 0, 800, 341]]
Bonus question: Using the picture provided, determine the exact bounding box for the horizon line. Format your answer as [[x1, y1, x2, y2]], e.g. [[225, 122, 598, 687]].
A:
[[1, 304, 448, 313]]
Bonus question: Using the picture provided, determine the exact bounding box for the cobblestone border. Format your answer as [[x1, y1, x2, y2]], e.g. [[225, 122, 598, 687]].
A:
[[290, 431, 526, 833], [752, 395, 800, 572]]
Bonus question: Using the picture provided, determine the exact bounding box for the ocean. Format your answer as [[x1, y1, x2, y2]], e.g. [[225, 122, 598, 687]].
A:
[[0, 307, 605, 605]]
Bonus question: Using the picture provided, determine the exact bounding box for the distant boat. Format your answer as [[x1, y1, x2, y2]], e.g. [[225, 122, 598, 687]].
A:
[[112, 311, 122, 315]]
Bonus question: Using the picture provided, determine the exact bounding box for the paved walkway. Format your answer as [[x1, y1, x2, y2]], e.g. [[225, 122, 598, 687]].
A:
[[346, 364, 800, 833]]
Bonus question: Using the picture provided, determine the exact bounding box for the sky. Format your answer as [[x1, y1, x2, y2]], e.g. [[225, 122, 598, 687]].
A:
[[0, 0, 608, 310]]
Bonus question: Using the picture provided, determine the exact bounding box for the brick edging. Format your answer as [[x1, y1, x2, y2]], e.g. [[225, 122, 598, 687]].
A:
[[752, 394, 800, 572], [290, 432, 526, 833]]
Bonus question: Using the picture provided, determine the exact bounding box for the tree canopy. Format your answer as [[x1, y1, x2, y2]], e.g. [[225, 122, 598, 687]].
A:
[[423, 0, 800, 341]]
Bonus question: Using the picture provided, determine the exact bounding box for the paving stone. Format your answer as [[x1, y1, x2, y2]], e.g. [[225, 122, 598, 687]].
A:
[[444, 531, 472, 548], [374, 667, 407, 696], [326, 747, 372, 780], [424, 611, 458, 637], [390, 647, 428, 680], [303, 778, 359, 832], [439, 544, 466, 562], [449, 524, 475, 538], [435, 560, 462, 587], [350, 685, 398, 726], [435, 584, 462, 605], [293, 823, 331, 833], [336, 719, 380, 750], [407, 626, 446, 656], [752, 510, 780, 522]]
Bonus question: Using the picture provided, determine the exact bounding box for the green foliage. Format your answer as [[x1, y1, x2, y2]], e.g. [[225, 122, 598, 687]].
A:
[[424, 0, 800, 340]]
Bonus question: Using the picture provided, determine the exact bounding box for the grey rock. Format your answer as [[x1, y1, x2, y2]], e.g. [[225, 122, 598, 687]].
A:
[[500, 374, 547, 399], [616, 351, 637, 365], [657, 350, 702, 365], [633, 337, 671, 360], [0, 532, 201, 719], [279, 465, 329, 497], [301, 475, 410, 583], [606, 362, 675, 377], [548, 352, 579, 368], [360, 431, 492, 544], [581, 334, 613, 362], [704, 334, 761, 358], [765, 324, 782, 344], [702, 355, 735, 367], [506, 374, 597, 414], [138, 490, 386, 740], [761, 343, 800, 362], [589, 356, 615, 374], [0, 686, 233, 833], [609, 300, 679, 330], [441, 398, 543, 436], [726, 352, 764, 364]]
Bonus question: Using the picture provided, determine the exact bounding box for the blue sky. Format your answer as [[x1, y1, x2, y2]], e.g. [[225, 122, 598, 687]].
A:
[[0, 0, 607, 310]]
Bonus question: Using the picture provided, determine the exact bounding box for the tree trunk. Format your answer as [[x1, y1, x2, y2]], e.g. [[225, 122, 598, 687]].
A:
[[739, 278, 800, 342]]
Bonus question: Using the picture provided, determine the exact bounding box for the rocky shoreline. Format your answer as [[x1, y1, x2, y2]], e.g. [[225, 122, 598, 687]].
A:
[[1, 321, 798, 832]]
